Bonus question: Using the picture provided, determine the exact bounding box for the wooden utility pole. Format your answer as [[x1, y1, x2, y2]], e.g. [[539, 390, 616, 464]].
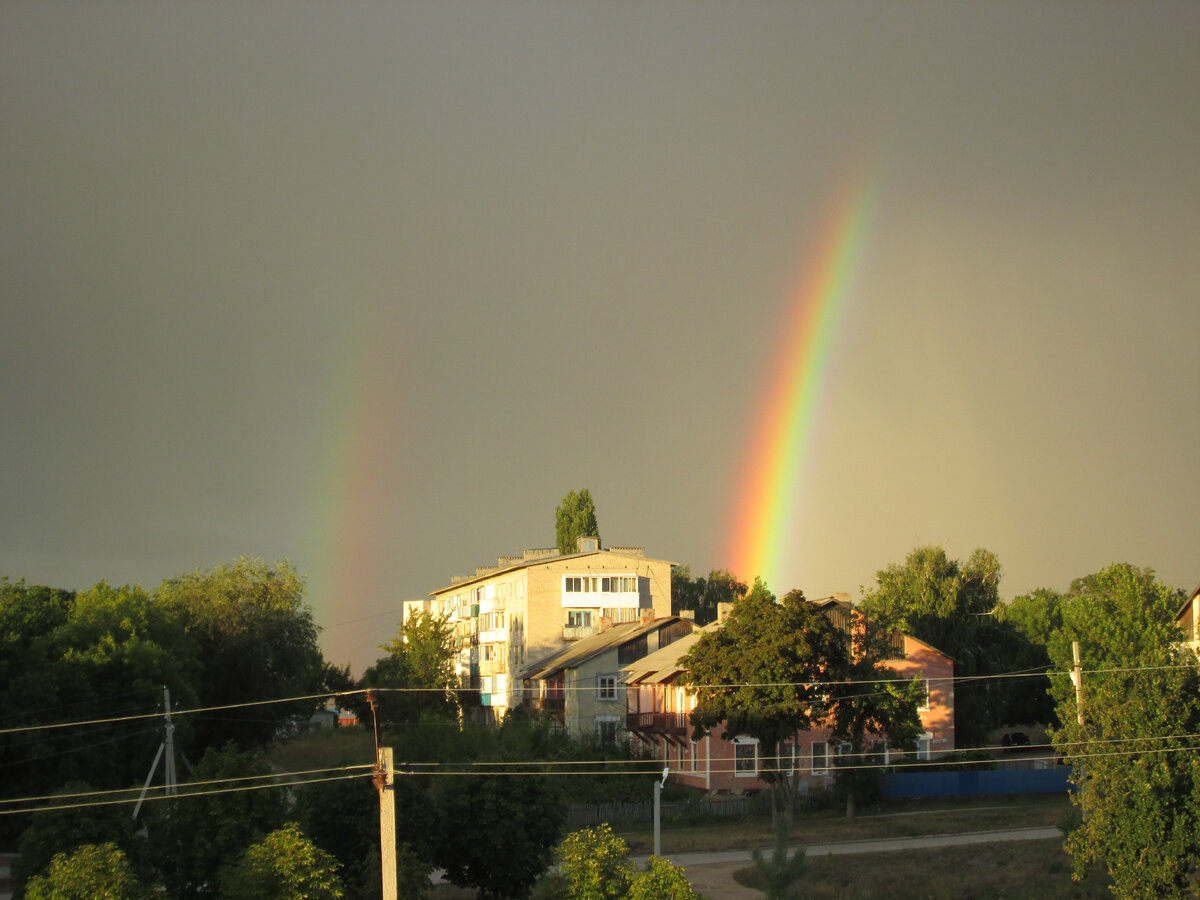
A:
[[1071, 641, 1086, 820], [376, 746, 397, 900]]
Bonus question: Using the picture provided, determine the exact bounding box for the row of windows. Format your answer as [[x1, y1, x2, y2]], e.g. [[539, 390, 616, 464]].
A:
[[564, 575, 637, 593], [443, 579, 526, 612], [565, 608, 641, 629], [734, 737, 932, 776]]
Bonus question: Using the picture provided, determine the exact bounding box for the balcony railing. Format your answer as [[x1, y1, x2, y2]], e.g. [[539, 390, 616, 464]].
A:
[[562, 625, 599, 641], [479, 658, 507, 676], [625, 711, 689, 735]]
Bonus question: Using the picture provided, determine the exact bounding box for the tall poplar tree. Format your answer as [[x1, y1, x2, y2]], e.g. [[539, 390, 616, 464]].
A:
[[555, 488, 600, 555]]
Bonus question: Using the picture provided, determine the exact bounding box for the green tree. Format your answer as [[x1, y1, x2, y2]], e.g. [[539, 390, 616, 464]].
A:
[[1000, 587, 1066, 650], [671, 567, 747, 626], [221, 823, 345, 900], [681, 579, 853, 833], [825, 616, 925, 820], [0, 581, 77, 843], [432, 773, 565, 899], [144, 743, 287, 899], [1047, 563, 1195, 897], [555, 825, 706, 900], [556, 488, 600, 556], [858, 546, 1052, 744], [13, 782, 141, 899], [154, 558, 325, 749], [627, 857, 707, 900], [557, 824, 635, 900], [355, 611, 458, 726], [749, 819, 805, 900], [24, 843, 150, 900]]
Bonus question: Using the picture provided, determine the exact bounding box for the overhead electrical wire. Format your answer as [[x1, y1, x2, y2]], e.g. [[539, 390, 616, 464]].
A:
[[4, 659, 1197, 739]]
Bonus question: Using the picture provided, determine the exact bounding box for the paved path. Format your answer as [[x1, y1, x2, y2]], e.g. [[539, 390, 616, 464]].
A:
[[631, 824, 1062, 867]]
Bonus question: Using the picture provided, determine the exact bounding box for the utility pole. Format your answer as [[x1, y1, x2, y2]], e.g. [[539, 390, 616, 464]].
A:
[[133, 686, 177, 821], [1071, 641, 1086, 819], [376, 746, 398, 900], [367, 689, 397, 900]]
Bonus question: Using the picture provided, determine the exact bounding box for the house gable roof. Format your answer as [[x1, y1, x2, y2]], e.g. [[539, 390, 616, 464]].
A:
[[521, 616, 688, 682]]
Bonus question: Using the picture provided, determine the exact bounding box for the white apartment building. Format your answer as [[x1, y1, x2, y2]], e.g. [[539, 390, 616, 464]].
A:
[[429, 538, 673, 720]]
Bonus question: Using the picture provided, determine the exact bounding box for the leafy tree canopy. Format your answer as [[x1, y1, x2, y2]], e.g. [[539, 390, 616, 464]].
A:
[[145, 743, 287, 899], [221, 823, 345, 900], [1046, 563, 1195, 897], [556, 488, 600, 556], [154, 557, 325, 749], [24, 842, 150, 900], [556, 824, 707, 900], [432, 773, 565, 899], [356, 610, 458, 726], [683, 579, 852, 829], [671, 566, 747, 626], [858, 545, 1052, 743]]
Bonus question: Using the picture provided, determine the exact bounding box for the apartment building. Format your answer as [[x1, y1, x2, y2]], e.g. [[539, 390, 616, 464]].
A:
[[523, 615, 694, 742], [428, 538, 673, 720]]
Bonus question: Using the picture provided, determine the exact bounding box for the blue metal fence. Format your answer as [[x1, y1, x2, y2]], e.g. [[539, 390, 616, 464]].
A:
[[880, 767, 1073, 798]]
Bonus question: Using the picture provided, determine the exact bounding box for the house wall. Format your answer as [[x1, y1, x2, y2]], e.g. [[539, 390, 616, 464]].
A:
[[635, 634, 957, 794]]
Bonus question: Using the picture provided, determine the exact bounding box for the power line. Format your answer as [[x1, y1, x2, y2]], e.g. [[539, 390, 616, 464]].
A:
[[4, 659, 1196, 739], [0, 767, 375, 817], [0, 690, 371, 737]]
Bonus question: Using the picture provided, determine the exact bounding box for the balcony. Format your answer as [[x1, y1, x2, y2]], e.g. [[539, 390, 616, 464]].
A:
[[625, 711, 689, 736], [562, 624, 599, 641], [479, 658, 507, 676]]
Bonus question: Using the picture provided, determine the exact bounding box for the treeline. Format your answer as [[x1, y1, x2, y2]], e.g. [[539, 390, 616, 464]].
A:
[[0, 558, 667, 898]]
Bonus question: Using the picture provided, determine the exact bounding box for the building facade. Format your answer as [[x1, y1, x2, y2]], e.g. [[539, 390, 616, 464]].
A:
[[623, 614, 956, 794], [428, 540, 673, 720], [523, 616, 694, 742]]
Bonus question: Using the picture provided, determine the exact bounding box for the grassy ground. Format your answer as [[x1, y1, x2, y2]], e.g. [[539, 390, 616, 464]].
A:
[[735, 838, 1111, 899], [425, 795, 1112, 898]]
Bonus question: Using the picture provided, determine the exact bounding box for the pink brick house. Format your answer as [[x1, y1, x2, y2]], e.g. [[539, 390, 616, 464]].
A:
[[622, 611, 955, 793]]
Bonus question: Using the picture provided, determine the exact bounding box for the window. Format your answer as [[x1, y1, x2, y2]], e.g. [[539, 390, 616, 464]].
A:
[[869, 739, 889, 766], [918, 678, 931, 712], [603, 607, 639, 624], [811, 741, 829, 775], [597, 675, 617, 701], [734, 739, 758, 776], [565, 577, 582, 592], [567, 610, 592, 628], [689, 739, 699, 772], [596, 716, 620, 746], [780, 740, 796, 774], [601, 576, 636, 592], [916, 736, 932, 760]]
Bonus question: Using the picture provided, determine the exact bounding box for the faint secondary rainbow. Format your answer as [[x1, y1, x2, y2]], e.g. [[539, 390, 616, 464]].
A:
[[304, 311, 402, 667], [725, 169, 878, 591]]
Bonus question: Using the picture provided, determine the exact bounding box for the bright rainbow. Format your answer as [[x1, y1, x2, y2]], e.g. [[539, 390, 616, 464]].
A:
[[725, 170, 877, 591]]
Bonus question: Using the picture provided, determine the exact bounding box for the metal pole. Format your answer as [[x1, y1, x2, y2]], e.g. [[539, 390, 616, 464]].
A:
[[654, 766, 668, 857], [653, 779, 661, 857]]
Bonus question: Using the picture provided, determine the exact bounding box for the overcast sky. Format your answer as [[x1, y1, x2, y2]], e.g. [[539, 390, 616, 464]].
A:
[[3, 1, 1197, 673]]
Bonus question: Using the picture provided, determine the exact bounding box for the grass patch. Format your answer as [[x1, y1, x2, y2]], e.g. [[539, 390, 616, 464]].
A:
[[615, 794, 1073, 855], [267, 727, 376, 772], [734, 839, 1111, 899]]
